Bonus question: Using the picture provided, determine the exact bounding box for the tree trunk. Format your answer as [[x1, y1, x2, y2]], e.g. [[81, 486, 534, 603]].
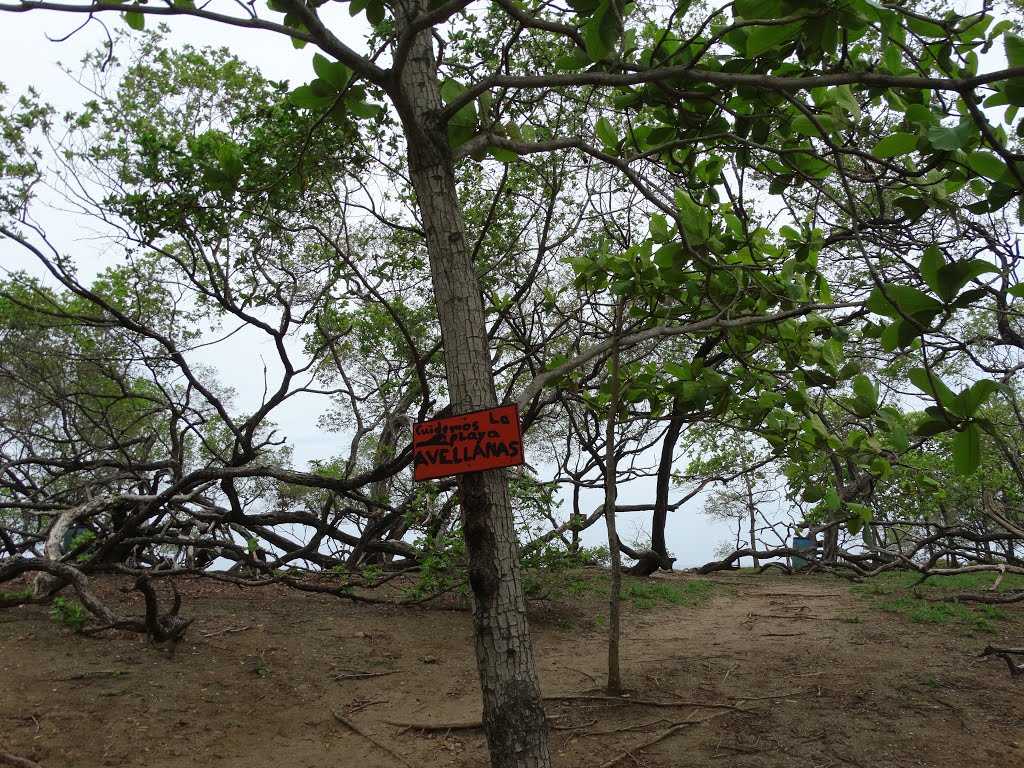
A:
[[746, 480, 759, 569], [391, 3, 549, 765], [604, 302, 623, 695], [649, 406, 682, 570]]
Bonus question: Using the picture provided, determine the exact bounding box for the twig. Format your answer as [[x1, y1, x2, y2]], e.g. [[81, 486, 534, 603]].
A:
[[565, 666, 598, 683], [200, 626, 250, 638], [54, 670, 127, 682], [331, 709, 415, 767], [582, 717, 672, 736], [333, 670, 399, 681], [348, 699, 389, 715], [761, 632, 807, 637], [598, 706, 750, 768], [543, 694, 743, 710], [551, 717, 598, 732], [731, 690, 804, 702], [722, 663, 739, 682], [383, 718, 482, 731]]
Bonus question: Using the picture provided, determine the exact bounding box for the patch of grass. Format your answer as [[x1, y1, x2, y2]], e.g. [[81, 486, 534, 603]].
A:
[[876, 597, 1006, 634], [0, 585, 33, 605], [854, 570, 1024, 594], [561, 571, 714, 609], [621, 579, 714, 609], [850, 570, 1019, 635]]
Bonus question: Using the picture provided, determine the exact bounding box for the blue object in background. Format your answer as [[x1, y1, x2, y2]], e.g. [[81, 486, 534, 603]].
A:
[[790, 536, 815, 568]]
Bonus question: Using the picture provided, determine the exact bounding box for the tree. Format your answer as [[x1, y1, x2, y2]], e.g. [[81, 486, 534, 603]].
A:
[[6, 2, 1024, 766]]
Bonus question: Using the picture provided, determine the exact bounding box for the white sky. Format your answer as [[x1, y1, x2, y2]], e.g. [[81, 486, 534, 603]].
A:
[[0, 6, 742, 567]]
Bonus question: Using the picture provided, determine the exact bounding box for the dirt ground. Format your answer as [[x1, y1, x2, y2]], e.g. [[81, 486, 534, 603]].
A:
[[1, 570, 1021, 768]]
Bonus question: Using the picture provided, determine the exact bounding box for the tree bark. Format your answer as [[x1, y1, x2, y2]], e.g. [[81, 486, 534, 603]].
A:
[[649, 406, 682, 570], [746, 479, 759, 569], [390, 3, 550, 765], [604, 302, 623, 695]]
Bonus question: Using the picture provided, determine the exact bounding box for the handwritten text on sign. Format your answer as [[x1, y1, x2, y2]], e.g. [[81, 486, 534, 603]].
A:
[[413, 404, 524, 481]]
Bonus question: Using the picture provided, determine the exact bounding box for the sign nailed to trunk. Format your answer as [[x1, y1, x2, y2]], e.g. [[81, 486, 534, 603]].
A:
[[413, 404, 524, 481]]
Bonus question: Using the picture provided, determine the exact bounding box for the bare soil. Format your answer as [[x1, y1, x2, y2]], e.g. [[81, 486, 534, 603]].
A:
[[1, 570, 1021, 768]]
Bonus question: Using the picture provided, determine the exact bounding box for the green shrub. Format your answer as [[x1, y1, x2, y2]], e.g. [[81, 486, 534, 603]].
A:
[[50, 596, 89, 630]]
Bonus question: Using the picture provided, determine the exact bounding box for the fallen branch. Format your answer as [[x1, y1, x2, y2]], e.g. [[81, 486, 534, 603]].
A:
[[956, 591, 1024, 605], [330, 708, 415, 767]]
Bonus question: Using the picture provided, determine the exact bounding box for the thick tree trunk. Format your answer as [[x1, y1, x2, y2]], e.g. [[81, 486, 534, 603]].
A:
[[390, 3, 549, 765]]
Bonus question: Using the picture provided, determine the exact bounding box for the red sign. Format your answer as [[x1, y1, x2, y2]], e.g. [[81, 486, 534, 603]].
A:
[[413, 404, 524, 481]]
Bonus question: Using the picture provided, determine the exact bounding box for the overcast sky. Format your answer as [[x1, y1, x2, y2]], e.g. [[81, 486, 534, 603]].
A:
[[0, 6, 743, 567]]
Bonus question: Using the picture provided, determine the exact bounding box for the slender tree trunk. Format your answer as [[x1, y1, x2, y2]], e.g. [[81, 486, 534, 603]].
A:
[[746, 480, 759, 569], [604, 302, 623, 695], [650, 405, 683, 568], [391, 3, 549, 765]]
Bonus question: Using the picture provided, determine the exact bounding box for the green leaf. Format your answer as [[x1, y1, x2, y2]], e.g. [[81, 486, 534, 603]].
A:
[[865, 284, 943, 318], [734, 0, 788, 18], [365, 0, 386, 25], [894, 196, 929, 220], [649, 213, 671, 242], [653, 242, 683, 269], [1004, 78, 1024, 107], [344, 97, 383, 120], [914, 417, 953, 437], [769, 174, 794, 195], [442, 83, 477, 148], [934, 259, 997, 302], [595, 116, 617, 149], [890, 425, 909, 453], [123, 10, 145, 30], [824, 487, 840, 512], [791, 114, 834, 138], [852, 374, 877, 416], [664, 361, 691, 379], [927, 122, 975, 151], [487, 146, 519, 163], [312, 53, 352, 91], [1005, 32, 1024, 68], [821, 339, 843, 371], [958, 379, 1006, 417], [582, 0, 620, 62], [674, 189, 710, 245], [289, 84, 334, 110], [746, 22, 802, 58], [967, 150, 1007, 181], [872, 132, 918, 158], [951, 423, 982, 475], [919, 244, 943, 297], [609, 280, 633, 295], [908, 368, 960, 413]]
